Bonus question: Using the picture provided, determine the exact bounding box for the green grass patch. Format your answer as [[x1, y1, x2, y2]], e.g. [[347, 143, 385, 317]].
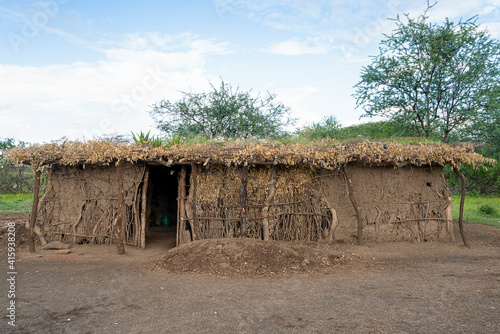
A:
[[452, 194, 500, 227], [0, 193, 34, 214]]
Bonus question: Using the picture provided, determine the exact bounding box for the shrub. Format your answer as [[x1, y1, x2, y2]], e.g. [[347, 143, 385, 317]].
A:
[[478, 204, 498, 216]]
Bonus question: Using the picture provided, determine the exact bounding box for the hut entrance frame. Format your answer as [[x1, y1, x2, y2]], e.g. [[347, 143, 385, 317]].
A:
[[144, 164, 193, 248]]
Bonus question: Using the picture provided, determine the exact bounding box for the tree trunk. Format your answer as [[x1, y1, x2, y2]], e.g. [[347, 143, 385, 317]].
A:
[[28, 170, 41, 253]]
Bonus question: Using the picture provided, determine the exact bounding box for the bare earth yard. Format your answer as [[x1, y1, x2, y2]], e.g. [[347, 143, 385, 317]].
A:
[[1, 214, 499, 333]]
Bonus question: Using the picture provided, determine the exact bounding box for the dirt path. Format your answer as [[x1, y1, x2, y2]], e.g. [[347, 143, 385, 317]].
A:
[[1, 218, 499, 333]]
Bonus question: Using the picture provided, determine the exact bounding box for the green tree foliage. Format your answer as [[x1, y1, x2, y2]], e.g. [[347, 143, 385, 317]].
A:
[[446, 108, 500, 195], [0, 138, 34, 194], [296, 118, 419, 141], [296, 115, 341, 139], [354, 3, 500, 142], [150, 80, 294, 140], [0, 138, 23, 166]]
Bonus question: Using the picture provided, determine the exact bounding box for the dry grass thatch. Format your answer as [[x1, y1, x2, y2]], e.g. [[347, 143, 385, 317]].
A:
[[6, 139, 496, 170]]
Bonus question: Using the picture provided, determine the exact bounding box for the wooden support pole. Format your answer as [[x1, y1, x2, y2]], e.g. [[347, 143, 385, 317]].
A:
[[177, 166, 187, 246], [140, 166, 149, 249], [114, 162, 125, 255], [191, 163, 198, 240], [453, 166, 470, 248], [261, 166, 277, 241], [445, 197, 456, 243], [133, 166, 146, 247], [240, 165, 248, 237], [72, 201, 85, 245], [28, 170, 41, 253], [342, 165, 363, 246], [37, 167, 53, 213], [30, 167, 52, 247]]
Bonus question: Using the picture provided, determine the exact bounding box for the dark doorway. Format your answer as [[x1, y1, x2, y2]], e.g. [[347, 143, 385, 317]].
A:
[[146, 165, 183, 249]]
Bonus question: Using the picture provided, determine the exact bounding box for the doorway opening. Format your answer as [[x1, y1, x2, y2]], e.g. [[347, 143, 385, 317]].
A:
[[146, 165, 183, 250]]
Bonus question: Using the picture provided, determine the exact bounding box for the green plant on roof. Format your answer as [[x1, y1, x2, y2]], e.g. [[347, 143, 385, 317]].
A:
[[164, 134, 184, 147], [131, 131, 165, 148]]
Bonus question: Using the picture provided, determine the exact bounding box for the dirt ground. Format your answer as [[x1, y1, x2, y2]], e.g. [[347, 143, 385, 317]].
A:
[[1, 214, 499, 333]]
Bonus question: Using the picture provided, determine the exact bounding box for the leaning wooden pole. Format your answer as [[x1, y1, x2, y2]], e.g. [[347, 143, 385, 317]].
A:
[[140, 166, 149, 249], [342, 165, 363, 246], [37, 168, 52, 213], [453, 166, 470, 248], [114, 162, 125, 255], [28, 170, 41, 253], [240, 165, 248, 237]]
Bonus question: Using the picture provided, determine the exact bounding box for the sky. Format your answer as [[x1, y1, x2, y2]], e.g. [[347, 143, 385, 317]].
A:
[[1, 0, 500, 143]]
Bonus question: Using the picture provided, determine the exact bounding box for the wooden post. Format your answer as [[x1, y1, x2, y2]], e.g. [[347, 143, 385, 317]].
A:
[[28, 170, 41, 253], [72, 201, 85, 245], [31, 167, 52, 247], [140, 166, 149, 249], [191, 163, 198, 240], [177, 167, 187, 246], [114, 162, 125, 255], [145, 182, 153, 237], [445, 197, 455, 243], [240, 166, 248, 237], [37, 167, 53, 213], [342, 165, 363, 246], [261, 166, 277, 241], [453, 166, 470, 248]]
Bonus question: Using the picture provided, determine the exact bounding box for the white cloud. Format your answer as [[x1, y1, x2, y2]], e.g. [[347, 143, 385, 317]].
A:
[[483, 21, 500, 38], [273, 85, 321, 127], [214, 0, 405, 61], [0, 33, 232, 143], [265, 37, 328, 55]]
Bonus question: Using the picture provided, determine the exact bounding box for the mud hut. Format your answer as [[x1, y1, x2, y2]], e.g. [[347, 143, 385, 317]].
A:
[[8, 140, 494, 252]]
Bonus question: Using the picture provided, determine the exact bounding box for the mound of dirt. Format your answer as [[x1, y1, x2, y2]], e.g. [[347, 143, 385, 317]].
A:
[[0, 220, 29, 252], [154, 238, 352, 276]]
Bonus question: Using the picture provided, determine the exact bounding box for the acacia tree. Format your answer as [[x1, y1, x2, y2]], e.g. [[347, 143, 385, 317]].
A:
[[149, 80, 294, 139], [354, 4, 500, 142]]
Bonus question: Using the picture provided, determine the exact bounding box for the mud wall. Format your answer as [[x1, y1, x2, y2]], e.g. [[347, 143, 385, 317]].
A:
[[319, 165, 454, 243], [40, 162, 145, 246], [40, 162, 454, 247], [192, 164, 454, 244]]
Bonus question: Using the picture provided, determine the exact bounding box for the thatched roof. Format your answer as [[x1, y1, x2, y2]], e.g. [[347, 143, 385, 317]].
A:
[[7, 139, 495, 170]]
